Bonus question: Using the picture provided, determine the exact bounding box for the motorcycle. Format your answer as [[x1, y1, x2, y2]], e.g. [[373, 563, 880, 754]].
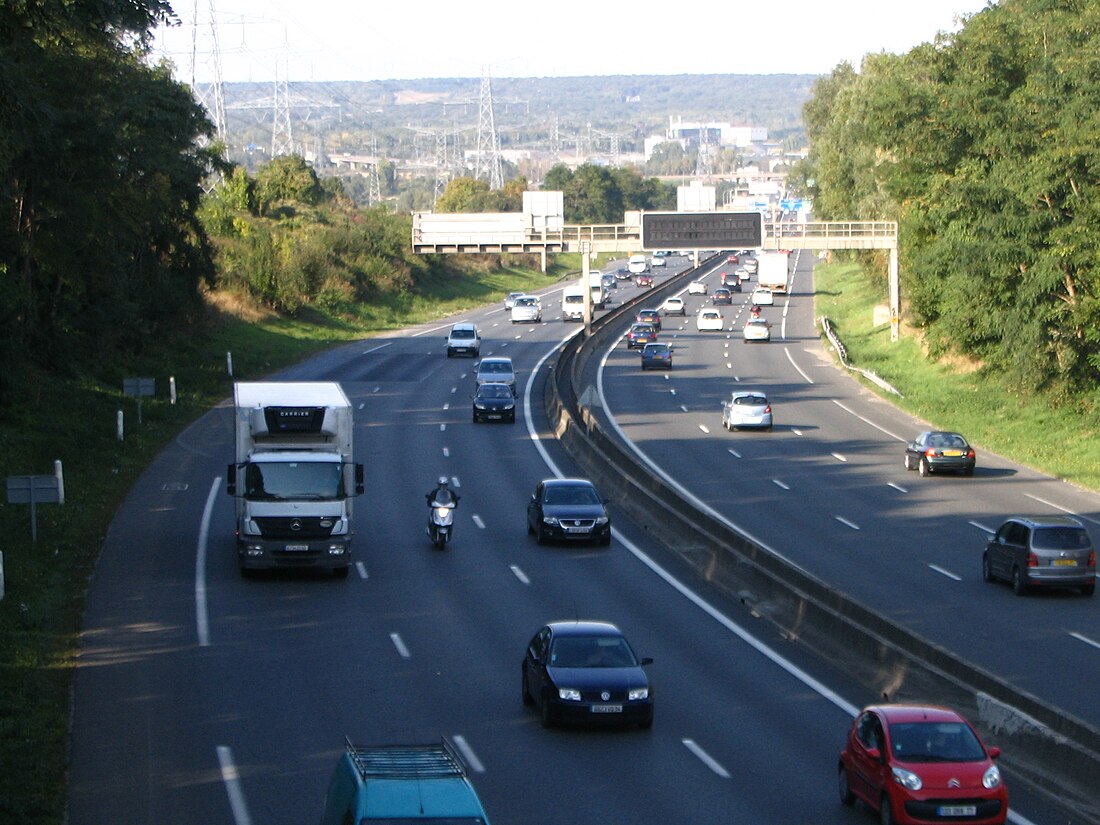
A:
[[427, 499, 456, 549]]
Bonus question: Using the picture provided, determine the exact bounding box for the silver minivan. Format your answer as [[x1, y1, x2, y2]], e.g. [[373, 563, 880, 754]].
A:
[[475, 356, 516, 394], [983, 516, 1096, 596]]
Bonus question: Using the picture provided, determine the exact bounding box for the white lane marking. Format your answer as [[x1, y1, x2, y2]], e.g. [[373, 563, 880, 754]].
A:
[[358, 402, 365, 410], [451, 476, 461, 488], [452, 735, 485, 773], [472, 514, 485, 529], [831, 400, 906, 441], [440, 424, 447, 432], [835, 516, 861, 530], [682, 739, 731, 779], [670, 388, 677, 396], [1024, 493, 1100, 526], [372, 387, 380, 393], [727, 363, 733, 369], [792, 428, 803, 436], [443, 447, 450, 457], [1070, 632, 1100, 652], [699, 424, 711, 434], [355, 562, 369, 579], [664, 374, 671, 381], [362, 342, 393, 354], [784, 347, 814, 383], [390, 632, 410, 659], [888, 482, 908, 493], [772, 479, 790, 490], [970, 520, 996, 535], [831, 453, 848, 463], [195, 477, 220, 647], [680, 405, 689, 412], [443, 403, 450, 410], [727, 448, 741, 459], [216, 746, 253, 825], [450, 386, 457, 394], [929, 565, 962, 582], [510, 565, 530, 585]]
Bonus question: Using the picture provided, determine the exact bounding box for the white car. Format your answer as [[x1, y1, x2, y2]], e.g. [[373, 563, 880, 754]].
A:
[[751, 288, 775, 306], [696, 309, 725, 331], [721, 391, 773, 431], [650, 255, 666, 268], [742, 318, 771, 342], [510, 295, 542, 323], [688, 280, 708, 295], [504, 291, 524, 310], [662, 296, 686, 316]]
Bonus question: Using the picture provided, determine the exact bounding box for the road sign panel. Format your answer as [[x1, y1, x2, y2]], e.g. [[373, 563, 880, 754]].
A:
[[642, 211, 763, 250]]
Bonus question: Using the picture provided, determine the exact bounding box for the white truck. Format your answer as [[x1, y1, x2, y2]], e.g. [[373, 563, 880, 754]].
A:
[[627, 254, 648, 275], [588, 272, 608, 309], [227, 382, 363, 577], [756, 251, 791, 293]]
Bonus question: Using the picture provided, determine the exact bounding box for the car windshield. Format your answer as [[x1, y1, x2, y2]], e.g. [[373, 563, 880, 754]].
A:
[[543, 485, 600, 506], [516, 298, 537, 307], [480, 362, 510, 374], [477, 384, 512, 399], [549, 635, 638, 668], [452, 329, 474, 339], [887, 721, 986, 762], [1032, 527, 1091, 550]]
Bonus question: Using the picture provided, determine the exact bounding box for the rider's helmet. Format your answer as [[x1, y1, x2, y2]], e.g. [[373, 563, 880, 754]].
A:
[[437, 476, 449, 487]]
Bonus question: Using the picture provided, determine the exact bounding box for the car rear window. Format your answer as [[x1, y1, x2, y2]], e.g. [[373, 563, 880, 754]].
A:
[[1032, 527, 1091, 550], [734, 395, 767, 406]]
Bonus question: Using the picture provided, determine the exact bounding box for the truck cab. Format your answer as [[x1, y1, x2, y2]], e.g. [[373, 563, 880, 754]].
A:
[[321, 738, 491, 825]]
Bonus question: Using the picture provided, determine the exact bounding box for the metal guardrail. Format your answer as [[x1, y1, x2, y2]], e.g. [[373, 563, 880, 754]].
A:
[[540, 273, 1100, 823]]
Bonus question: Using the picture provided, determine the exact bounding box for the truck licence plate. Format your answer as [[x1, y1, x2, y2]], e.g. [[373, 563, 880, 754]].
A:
[[284, 544, 309, 552], [937, 806, 976, 817]]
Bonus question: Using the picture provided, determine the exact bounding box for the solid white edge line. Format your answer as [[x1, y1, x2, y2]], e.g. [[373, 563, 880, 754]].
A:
[[452, 735, 485, 773], [1070, 632, 1100, 652], [831, 399, 906, 442], [1023, 492, 1100, 526], [888, 482, 908, 493], [784, 347, 814, 384], [196, 477, 220, 648], [928, 564, 962, 582], [216, 745, 253, 825], [682, 739, 731, 778], [361, 342, 392, 354]]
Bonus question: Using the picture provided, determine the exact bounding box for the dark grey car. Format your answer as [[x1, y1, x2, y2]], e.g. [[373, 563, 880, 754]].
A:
[[526, 478, 611, 546], [983, 516, 1096, 597]]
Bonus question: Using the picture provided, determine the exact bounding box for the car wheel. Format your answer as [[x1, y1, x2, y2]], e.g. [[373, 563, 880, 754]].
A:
[[903, 454, 913, 471], [918, 457, 931, 477], [838, 766, 856, 807], [332, 565, 349, 580], [446, 349, 454, 358], [536, 524, 547, 545], [964, 466, 975, 476], [522, 669, 534, 707], [599, 532, 611, 547], [639, 711, 654, 730], [527, 516, 534, 535], [1012, 566, 1029, 596], [1081, 582, 1095, 597], [540, 692, 556, 728], [472, 413, 479, 423], [508, 412, 516, 423], [879, 795, 896, 825], [982, 553, 995, 583]]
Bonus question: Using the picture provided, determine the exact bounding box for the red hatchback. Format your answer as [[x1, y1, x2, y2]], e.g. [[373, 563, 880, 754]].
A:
[[839, 705, 1007, 825]]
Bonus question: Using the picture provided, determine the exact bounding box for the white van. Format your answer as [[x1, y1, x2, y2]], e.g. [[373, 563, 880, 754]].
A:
[[627, 254, 648, 275], [561, 286, 586, 321]]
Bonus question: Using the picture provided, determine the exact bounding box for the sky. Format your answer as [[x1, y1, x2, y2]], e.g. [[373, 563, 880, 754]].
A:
[[153, 0, 994, 85]]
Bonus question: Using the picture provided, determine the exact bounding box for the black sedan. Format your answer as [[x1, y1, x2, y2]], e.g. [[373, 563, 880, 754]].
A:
[[712, 288, 733, 305], [625, 323, 658, 349], [472, 382, 516, 423], [526, 478, 611, 545], [904, 430, 976, 476], [522, 620, 653, 729]]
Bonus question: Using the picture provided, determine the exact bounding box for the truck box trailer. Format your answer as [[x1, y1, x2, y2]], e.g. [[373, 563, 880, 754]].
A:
[[227, 382, 363, 577], [756, 251, 791, 293]]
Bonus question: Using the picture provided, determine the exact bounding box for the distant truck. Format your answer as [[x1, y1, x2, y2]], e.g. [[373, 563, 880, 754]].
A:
[[226, 382, 363, 578], [588, 272, 608, 308], [320, 738, 492, 825], [627, 254, 648, 275], [561, 284, 586, 321], [755, 251, 790, 293]]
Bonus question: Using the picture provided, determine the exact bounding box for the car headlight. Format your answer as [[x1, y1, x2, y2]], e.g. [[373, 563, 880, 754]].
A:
[[891, 766, 922, 791], [595, 516, 609, 526], [474, 401, 487, 409], [543, 516, 559, 526], [982, 764, 1002, 789], [558, 688, 582, 701], [628, 687, 649, 701]]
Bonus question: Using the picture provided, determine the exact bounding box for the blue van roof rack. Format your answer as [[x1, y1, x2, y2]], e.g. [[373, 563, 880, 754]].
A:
[[344, 737, 467, 780]]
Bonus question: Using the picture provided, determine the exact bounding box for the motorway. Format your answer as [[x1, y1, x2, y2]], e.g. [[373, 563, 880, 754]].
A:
[[66, 255, 1086, 824]]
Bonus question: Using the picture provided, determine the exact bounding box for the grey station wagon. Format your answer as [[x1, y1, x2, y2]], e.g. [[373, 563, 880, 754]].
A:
[[983, 516, 1096, 597]]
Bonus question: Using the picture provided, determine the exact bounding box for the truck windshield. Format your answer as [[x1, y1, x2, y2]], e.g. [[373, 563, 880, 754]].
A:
[[244, 461, 344, 500]]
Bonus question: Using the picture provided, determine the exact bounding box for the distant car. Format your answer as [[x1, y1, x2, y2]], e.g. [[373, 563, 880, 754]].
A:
[[615, 268, 632, 281], [510, 295, 542, 324], [445, 322, 481, 358], [640, 342, 673, 370], [711, 288, 733, 305], [742, 318, 771, 342], [721, 391, 772, 431], [688, 279, 708, 295], [720, 271, 741, 289], [652, 250, 668, 258], [522, 620, 653, 729], [839, 704, 1008, 825], [626, 322, 658, 348], [650, 255, 666, 268], [601, 273, 618, 290], [751, 287, 774, 306], [504, 291, 524, 309], [726, 253, 739, 264], [696, 309, 725, 331], [662, 296, 686, 316], [983, 515, 1096, 597], [526, 478, 612, 546], [474, 356, 516, 394], [635, 273, 654, 288], [904, 431, 976, 476], [472, 382, 516, 423], [743, 258, 758, 275], [636, 308, 662, 331]]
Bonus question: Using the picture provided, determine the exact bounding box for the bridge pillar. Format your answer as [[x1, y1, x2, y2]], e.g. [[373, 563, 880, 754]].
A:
[[889, 247, 900, 342]]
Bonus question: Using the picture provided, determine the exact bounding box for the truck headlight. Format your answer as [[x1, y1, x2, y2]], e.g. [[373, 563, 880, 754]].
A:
[[329, 517, 349, 536], [243, 519, 262, 536]]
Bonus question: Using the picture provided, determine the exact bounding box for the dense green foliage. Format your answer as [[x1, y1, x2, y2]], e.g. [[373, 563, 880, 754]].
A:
[[794, 0, 1100, 396], [541, 164, 676, 223], [0, 0, 223, 404]]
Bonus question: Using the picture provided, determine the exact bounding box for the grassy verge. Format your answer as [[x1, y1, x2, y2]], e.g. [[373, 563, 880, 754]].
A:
[[815, 258, 1100, 492], [0, 259, 564, 825]]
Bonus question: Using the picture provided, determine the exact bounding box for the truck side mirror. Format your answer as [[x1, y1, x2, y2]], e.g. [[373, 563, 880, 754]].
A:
[[354, 464, 365, 496], [226, 464, 236, 495]]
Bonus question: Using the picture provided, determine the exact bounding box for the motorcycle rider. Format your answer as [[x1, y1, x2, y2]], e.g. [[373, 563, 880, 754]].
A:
[[750, 304, 761, 319], [426, 476, 459, 507]]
